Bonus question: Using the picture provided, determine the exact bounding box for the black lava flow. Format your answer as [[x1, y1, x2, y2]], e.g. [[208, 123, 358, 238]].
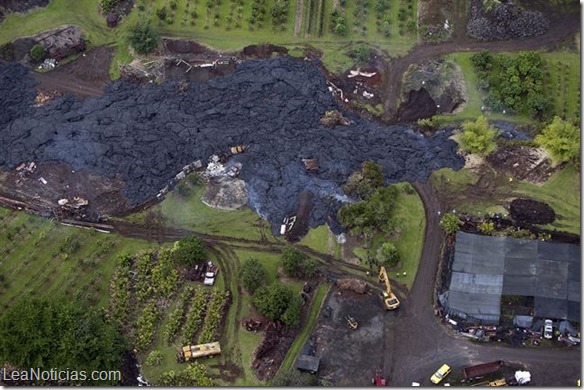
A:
[[0, 57, 464, 234]]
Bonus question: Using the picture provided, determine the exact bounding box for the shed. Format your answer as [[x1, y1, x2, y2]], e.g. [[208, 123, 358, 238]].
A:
[[295, 355, 320, 374], [106, 13, 119, 28]]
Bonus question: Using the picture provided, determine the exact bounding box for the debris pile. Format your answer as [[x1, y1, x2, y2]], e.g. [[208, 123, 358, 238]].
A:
[[0, 57, 463, 234], [466, 0, 549, 41], [336, 278, 368, 294]]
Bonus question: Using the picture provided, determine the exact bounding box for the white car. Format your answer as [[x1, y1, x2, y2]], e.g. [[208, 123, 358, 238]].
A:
[[203, 271, 216, 286], [543, 319, 553, 339]]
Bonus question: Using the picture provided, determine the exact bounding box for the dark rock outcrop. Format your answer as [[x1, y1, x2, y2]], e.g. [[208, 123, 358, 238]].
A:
[[0, 57, 464, 234]]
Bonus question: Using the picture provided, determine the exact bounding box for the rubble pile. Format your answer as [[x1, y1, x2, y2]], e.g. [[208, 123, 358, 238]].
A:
[[466, 0, 549, 41], [0, 57, 463, 234]]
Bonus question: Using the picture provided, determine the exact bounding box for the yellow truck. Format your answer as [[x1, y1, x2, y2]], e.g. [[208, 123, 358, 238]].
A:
[[181, 341, 221, 361]]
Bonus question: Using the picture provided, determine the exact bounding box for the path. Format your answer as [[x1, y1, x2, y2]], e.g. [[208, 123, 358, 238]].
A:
[[384, 181, 580, 386], [382, 11, 580, 121]]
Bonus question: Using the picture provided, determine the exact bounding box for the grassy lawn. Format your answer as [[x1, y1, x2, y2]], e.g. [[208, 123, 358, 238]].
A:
[[445, 50, 580, 125], [128, 179, 279, 242], [352, 183, 425, 289], [431, 165, 580, 235], [277, 282, 330, 373], [299, 225, 341, 257]]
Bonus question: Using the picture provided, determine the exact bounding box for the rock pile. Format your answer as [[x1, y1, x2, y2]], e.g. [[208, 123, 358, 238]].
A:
[[467, 0, 549, 41], [0, 57, 464, 234]]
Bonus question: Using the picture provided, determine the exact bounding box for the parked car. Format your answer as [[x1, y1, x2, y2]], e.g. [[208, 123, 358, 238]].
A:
[[430, 364, 451, 385], [203, 271, 216, 286], [544, 319, 553, 339]]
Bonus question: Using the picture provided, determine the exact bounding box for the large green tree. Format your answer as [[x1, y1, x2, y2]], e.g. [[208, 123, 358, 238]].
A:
[[171, 236, 207, 268], [252, 283, 294, 322], [0, 298, 126, 385], [281, 247, 319, 279], [338, 185, 401, 237], [458, 115, 498, 156], [376, 242, 400, 267], [241, 257, 267, 293], [535, 116, 580, 165], [127, 21, 160, 55]]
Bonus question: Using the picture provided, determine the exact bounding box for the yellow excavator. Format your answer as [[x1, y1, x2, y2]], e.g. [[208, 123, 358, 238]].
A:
[[379, 266, 400, 310]]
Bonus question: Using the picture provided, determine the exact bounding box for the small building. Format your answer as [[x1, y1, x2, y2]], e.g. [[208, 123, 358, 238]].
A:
[[295, 355, 320, 374]]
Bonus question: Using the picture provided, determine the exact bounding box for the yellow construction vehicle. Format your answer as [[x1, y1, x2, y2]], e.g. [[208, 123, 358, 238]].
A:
[[346, 315, 358, 330], [378, 266, 400, 310], [180, 341, 221, 362]]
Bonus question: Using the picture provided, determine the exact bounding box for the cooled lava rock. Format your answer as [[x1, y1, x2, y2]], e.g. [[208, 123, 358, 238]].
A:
[[0, 57, 464, 234], [510, 198, 556, 225]]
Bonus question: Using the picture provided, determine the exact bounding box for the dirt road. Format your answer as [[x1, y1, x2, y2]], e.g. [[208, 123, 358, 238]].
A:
[[382, 10, 580, 121], [382, 181, 580, 386]]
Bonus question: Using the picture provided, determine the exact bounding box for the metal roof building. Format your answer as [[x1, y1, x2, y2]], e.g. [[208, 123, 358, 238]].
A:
[[445, 232, 580, 324]]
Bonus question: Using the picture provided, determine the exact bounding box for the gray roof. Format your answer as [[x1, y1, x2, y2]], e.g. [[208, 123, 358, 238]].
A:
[[446, 232, 581, 323], [296, 355, 320, 373]]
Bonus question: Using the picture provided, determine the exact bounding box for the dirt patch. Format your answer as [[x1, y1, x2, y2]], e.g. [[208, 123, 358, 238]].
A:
[[400, 58, 467, 114], [486, 144, 556, 183], [202, 177, 248, 211], [241, 44, 288, 59], [509, 198, 556, 225], [32, 45, 114, 97], [0, 161, 130, 220], [396, 88, 437, 122]]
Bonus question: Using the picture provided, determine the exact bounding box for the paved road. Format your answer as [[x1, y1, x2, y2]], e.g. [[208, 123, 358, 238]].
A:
[[384, 181, 580, 386]]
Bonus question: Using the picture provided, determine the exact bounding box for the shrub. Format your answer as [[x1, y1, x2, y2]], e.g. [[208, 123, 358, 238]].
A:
[[146, 350, 164, 366], [534, 116, 580, 165], [127, 21, 160, 55], [29, 44, 45, 62], [241, 257, 267, 293], [458, 116, 497, 156], [440, 213, 461, 234]]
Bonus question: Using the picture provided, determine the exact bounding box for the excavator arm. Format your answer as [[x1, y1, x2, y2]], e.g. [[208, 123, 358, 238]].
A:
[[379, 266, 400, 310]]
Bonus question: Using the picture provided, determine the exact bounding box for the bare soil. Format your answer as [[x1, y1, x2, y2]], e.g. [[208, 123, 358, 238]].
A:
[[486, 144, 556, 183], [32, 46, 114, 97], [509, 198, 556, 225]]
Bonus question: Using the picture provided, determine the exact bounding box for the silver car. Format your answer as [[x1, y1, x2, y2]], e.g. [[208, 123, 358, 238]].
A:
[[544, 319, 553, 339]]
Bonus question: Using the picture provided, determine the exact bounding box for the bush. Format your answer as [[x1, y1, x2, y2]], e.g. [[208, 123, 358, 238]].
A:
[[281, 247, 320, 278], [127, 21, 160, 55], [146, 350, 164, 366], [344, 160, 384, 199], [171, 236, 207, 268], [252, 283, 293, 322], [458, 116, 497, 156], [281, 296, 302, 328], [241, 257, 267, 293], [156, 6, 167, 20], [29, 44, 45, 62], [534, 116, 580, 165], [478, 221, 495, 235], [440, 213, 461, 234], [100, 0, 120, 13], [376, 242, 400, 267], [349, 44, 373, 63]]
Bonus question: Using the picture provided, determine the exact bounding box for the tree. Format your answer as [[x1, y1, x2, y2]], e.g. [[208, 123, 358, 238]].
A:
[[339, 185, 401, 238], [281, 296, 302, 328], [158, 362, 214, 386], [535, 116, 580, 165], [252, 283, 293, 322], [0, 298, 125, 385], [29, 44, 45, 62], [344, 160, 384, 199], [376, 242, 400, 267], [439, 213, 461, 234], [281, 247, 307, 277], [171, 236, 206, 268], [127, 21, 160, 55], [241, 257, 267, 293], [458, 115, 498, 156]]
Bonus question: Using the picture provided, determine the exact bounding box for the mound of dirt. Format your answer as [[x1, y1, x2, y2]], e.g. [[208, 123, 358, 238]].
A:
[[0, 57, 464, 234], [509, 198, 556, 225], [401, 59, 466, 115], [337, 278, 368, 294], [467, 0, 549, 41]]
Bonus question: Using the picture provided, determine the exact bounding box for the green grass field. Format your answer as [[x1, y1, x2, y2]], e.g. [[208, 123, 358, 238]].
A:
[[431, 165, 580, 235], [350, 183, 425, 289], [445, 51, 580, 124]]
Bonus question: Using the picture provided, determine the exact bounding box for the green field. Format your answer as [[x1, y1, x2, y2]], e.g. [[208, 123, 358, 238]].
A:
[[0, 208, 154, 311], [445, 51, 580, 124], [431, 165, 580, 235], [349, 183, 425, 289]]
